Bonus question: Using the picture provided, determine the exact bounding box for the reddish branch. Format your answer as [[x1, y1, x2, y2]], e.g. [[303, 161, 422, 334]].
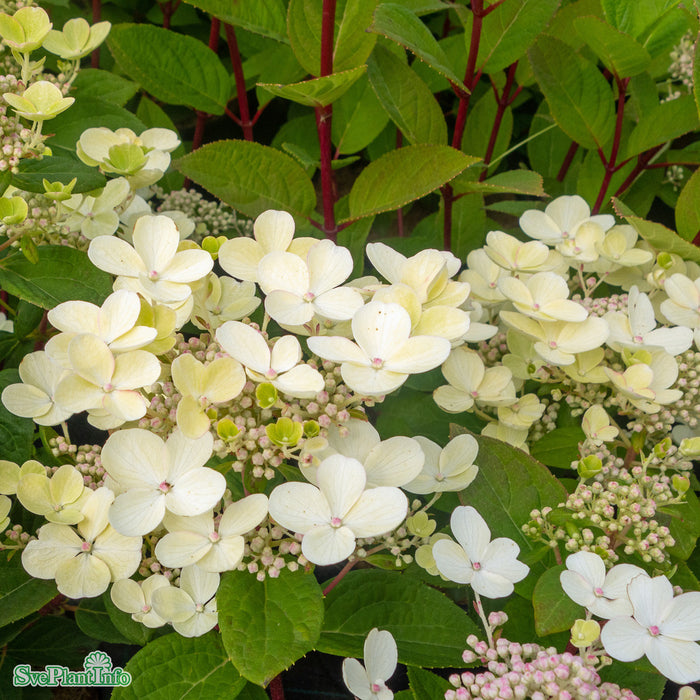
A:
[[158, 0, 182, 29], [269, 675, 285, 700], [557, 142, 579, 182], [225, 23, 254, 141], [91, 0, 101, 68]]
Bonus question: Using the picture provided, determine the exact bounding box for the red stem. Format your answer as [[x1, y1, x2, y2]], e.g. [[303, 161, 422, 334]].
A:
[[612, 145, 665, 199], [315, 0, 337, 240], [322, 559, 358, 596], [91, 0, 101, 68], [269, 675, 285, 700], [480, 62, 518, 180], [557, 142, 579, 182], [225, 23, 253, 141], [159, 0, 173, 29], [592, 76, 629, 214]]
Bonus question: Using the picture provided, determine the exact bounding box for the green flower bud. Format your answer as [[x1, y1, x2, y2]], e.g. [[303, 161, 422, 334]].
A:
[[216, 417, 240, 442], [657, 251, 673, 269], [622, 347, 652, 366], [42, 18, 111, 60], [679, 436, 700, 458], [577, 455, 602, 479], [672, 475, 690, 495], [630, 430, 646, 452], [303, 420, 320, 438], [201, 235, 228, 260], [266, 417, 303, 448], [105, 143, 147, 175], [406, 511, 436, 538], [256, 382, 278, 409], [593, 546, 609, 560], [653, 437, 672, 459], [42, 177, 76, 202], [0, 195, 27, 224], [570, 619, 600, 648]]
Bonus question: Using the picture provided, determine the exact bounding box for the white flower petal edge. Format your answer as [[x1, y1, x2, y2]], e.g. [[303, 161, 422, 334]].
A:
[[342, 628, 397, 700]]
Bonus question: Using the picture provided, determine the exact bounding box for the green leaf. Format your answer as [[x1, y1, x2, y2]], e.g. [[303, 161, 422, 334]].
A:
[[112, 632, 247, 700], [0, 246, 113, 309], [0, 554, 58, 628], [574, 16, 651, 77], [613, 198, 700, 263], [258, 65, 367, 108], [367, 44, 447, 145], [102, 592, 154, 646], [453, 170, 545, 196], [695, 33, 700, 120], [347, 145, 478, 220], [75, 596, 132, 645], [659, 488, 700, 561], [598, 661, 667, 700], [640, 5, 689, 60], [288, 0, 379, 76], [217, 568, 323, 686], [407, 666, 452, 699], [601, 0, 680, 39], [532, 565, 583, 636], [175, 140, 317, 220], [107, 24, 230, 115], [675, 167, 700, 241], [332, 74, 390, 154], [529, 36, 615, 150], [184, 0, 288, 42], [477, 0, 559, 74], [318, 569, 480, 667], [338, 215, 374, 278], [11, 155, 106, 195], [72, 69, 139, 107], [248, 42, 308, 108], [448, 193, 487, 262], [46, 97, 146, 153], [625, 95, 700, 159], [530, 426, 585, 469], [369, 3, 465, 88], [461, 88, 513, 164], [0, 369, 35, 464]]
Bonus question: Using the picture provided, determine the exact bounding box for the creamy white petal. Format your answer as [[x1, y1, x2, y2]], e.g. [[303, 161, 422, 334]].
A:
[[353, 302, 411, 360], [628, 575, 673, 629], [342, 657, 371, 700], [92, 526, 141, 580], [21, 524, 82, 578], [307, 336, 368, 365], [55, 552, 111, 598], [385, 336, 450, 374], [197, 536, 245, 572], [343, 487, 407, 538], [661, 591, 700, 641], [218, 493, 268, 537], [166, 469, 226, 516], [151, 585, 196, 623], [646, 637, 700, 684], [274, 364, 324, 398], [258, 251, 309, 296], [268, 482, 331, 533], [109, 489, 165, 536], [341, 364, 407, 396], [88, 236, 146, 276], [162, 250, 213, 284], [317, 456, 366, 518], [601, 616, 648, 662], [133, 215, 179, 273], [450, 506, 490, 560], [218, 237, 264, 282], [364, 437, 424, 488], [255, 210, 295, 253], [166, 430, 214, 483], [314, 287, 364, 321], [265, 291, 314, 325], [307, 240, 353, 294], [216, 321, 270, 374], [155, 531, 212, 568], [433, 539, 475, 584], [302, 524, 356, 565], [102, 429, 168, 488], [364, 628, 398, 686]]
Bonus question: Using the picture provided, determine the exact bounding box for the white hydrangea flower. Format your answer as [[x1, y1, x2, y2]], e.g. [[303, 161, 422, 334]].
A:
[[268, 455, 407, 566], [342, 628, 397, 700], [16, 463, 86, 524], [498, 272, 587, 322], [594, 225, 653, 269], [432, 505, 529, 598], [459, 249, 509, 306], [61, 177, 131, 240], [308, 301, 451, 397], [559, 551, 647, 619], [582, 405, 619, 444], [601, 575, 700, 684], [110, 575, 170, 628], [101, 429, 224, 537], [483, 230, 563, 274], [497, 393, 545, 429], [191, 274, 260, 331]]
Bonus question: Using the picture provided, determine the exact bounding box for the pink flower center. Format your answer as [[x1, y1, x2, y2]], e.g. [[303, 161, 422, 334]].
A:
[[633, 335, 644, 343], [594, 587, 604, 596], [330, 517, 342, 528], [103, 382, 114, 392], [371, 683, 382, 693], [549, 341, 558, 349], [148, 270, 159, 280], [370, 357, 384, 369], [81, 542, 91, 552], [533, 303, 540, 310], [141, 604, 151, 613], [649, 625, 660, 636], [209, 531, 220, 543], [473, 561, 482, 570], [435, 472, 444, 482], [158, 481, 171, 493], [265, 368, 278, 379], [195, 603, 204, 613], [303, 292, 315, 302]]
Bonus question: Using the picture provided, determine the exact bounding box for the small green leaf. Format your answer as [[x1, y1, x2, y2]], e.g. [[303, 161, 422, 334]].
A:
[[218, 568, 324, 686], [258, 65, 367, 108], [347, 145, 479, 220], [112, 632, 247, 700], [625, 95, 700, 159], [533, 565, 583, 636], [319, 569, 480, 667], [448, 193, 487, 262], [108, 24, 230, 115], [175, 140, 317, 220], [574, 16, 651, 78], [675, 168, 700, 241], [0, 246, 113, 309], [72, 69, 139, 106], [530, 427, 585, 469], [11, 155, 106, 195], [75, 596, 132, 645], [185, 0, 288, 42], [367, 44, 447, 145], [0, 554, 58, 628], [369, 3, 465, 88], [529, 36, 615, 150], [408, 666, 453, 699], [659, 488, 700, 561], [453, 170, 545, 196]]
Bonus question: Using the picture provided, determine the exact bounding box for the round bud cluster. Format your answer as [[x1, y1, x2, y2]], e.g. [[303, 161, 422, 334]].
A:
[[236, 522, 310, 581], [4, 522, 31, 546], [477, 332, 509, 366], [48, 438, 104, 488], [445, 634, 639, 700], [669, 31, 695, 93], [0, 81, 42, 172]]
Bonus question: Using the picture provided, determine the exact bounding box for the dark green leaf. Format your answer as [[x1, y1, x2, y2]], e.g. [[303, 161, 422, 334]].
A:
[[369, 3, 465, 88], [659, 488, 700, 561], [13, 300, 44, 340], [112, 632, 247, 700], [0, 554, 58, 628], [347, 145, 479, 220], [11, 155, 106, 195], [574, 16, 651, 78], [319, 569, 480, 667], [530, 427, 585, 469], [184, 0, 288, 42], [461, 88, 513, 165], [408, 666, 452, 699], [218, 568, 323, 686], [257, 65, 367, 108], [639, 6, 688, 60], [532, 565, 583, 636], [75, 596, 132, 645], [598, 661, 667, 700], [448, 193, 487, 262], [338, 215, 374, 278], [625, 95, 700, 159], [72, 69, 139, 107], [367, 44, 447, 145], [108, 24, 230, 115], [0, 246, 113, 309], [529, 36, 615, 150], [453, 170, 545, 197], [103, 592, 154, 646], [601, 0, 680, 39], [675, 167, 700, 241], [175, 140, 317, 220]]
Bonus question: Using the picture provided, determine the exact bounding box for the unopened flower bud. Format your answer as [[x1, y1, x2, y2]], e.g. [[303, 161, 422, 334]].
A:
[[570, 619, 600, 648], [577, 455, 602, 479]]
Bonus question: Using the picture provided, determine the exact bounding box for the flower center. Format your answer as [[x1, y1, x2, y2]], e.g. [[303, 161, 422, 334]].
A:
[[103, 382, 114, 392], [370, 682, 382, 693], [141, 604, 151, 613], [303, 292, 315, 302], [195, 603, 204, 613], [370, 357, 384, 369], [209, 531, 220, 543], [148, 270, 159, 281], [594, 587, 604, 596], [549, 340, 558, 349], [473, 561, 482, 570], [633, 335, 644, 343], [265, 368, 278, 379], [649, 625, 660, 636], [81, 541, 91, 552], [330, 517, 342, 528], [158, 481, 171, 493], [435, 472, 444, 482]]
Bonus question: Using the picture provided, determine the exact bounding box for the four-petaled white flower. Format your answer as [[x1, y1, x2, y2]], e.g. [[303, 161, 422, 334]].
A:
[[110, 574, 170, 628], [432, 505, 529, 598], [308, 301, 451, 397], [342, 628, 397, 700], [101, 429, 224, 536], [559, 551, 647, 619], [268, 455, 407, 566], [601, 574, 700, 684]]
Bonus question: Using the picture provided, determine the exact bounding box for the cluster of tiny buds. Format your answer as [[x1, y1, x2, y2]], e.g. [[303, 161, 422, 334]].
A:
[[153, 186, 251, 240], [574, 294, 627, 317], [138, 553, 178, 581], [48, 438, 104, 488], [445, 633, 638, 700], [0, 84, 40, 172], [477, 332, 508, 366], [237, 522, 310, 581], [669, 31, 695, 93], [4, 523, 31, 546]]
